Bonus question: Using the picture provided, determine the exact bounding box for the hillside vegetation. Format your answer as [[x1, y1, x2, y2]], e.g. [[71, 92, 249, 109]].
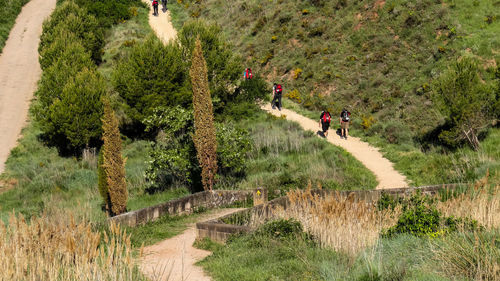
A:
[[0, 0, 30, 53], [180, 0, 499, 131], [170, 0, 500, 186]]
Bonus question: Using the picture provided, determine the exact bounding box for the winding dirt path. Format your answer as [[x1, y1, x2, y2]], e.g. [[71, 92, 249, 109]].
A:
[[140, 208, 243, 281], [262, 104, 408, 189], [0, 0, 56, 175]]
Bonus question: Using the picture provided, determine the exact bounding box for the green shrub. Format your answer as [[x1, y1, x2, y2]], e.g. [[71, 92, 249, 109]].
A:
[[177, 20, 241, 111], [433, 56, 497, 150], [215, 123, 252, 177], [255, 218, 305, 240], [43, 68, 104, 153], [39, 1, 104, 64], [382, 192, 481, 238], [113, 34, 190, 128], [144, 106, 252, 192], [383, 120, 412, 145], [34, 41, 95, 110], [72, 0, 144, 28]]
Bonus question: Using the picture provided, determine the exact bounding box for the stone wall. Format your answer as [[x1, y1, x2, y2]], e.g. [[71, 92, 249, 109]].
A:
[[110, 190, 252, 227], [196, 184, 461, 242]]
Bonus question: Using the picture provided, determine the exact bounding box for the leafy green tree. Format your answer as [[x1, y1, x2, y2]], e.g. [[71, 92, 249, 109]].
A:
[[44, 68, 104, 153], [191, 38, 218, 191], [433, 57, 497, 150], [39, 1, 103, 64], [178, 20, 241, 111], [39, 28, 81, 70], [144, 106, 200, 192], [34, 41, 94, 111], [113, 34, 189, 128], [101, 99, 127, 216], [144, 106, 252, 192], [215, 123, 251, 176]]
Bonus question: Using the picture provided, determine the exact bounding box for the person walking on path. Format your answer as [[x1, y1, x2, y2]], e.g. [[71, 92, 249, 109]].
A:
[[271, 83, 283, 111], [161, 0, 167, 12], [319, 110, 332, 137], [152, 0, 159, 16], [340, 108, 351, 139]]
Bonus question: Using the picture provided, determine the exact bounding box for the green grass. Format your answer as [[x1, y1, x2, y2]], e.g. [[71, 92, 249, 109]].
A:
[[0, 120, 190, 223], [219, 111, 378, 193], [0, 0, 30, 54], [99, 5, 151, 83], [197, 224, 496, 280]]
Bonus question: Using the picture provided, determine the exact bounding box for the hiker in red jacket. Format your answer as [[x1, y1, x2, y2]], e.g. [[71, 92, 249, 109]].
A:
[[152, 0, 159, 16], [319, 110, 332, 137], [271, 83, 282, 111]]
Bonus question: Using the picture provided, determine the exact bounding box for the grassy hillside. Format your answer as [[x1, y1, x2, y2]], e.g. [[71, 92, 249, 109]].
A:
[[0, 0, 30, 53], [168, 0, 500, 186], [176, 0, 499, 133]]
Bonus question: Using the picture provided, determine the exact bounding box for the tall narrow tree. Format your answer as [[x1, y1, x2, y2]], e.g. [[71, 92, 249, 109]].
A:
[[101, 99, 128, 215], [190, 38, 217, 191]]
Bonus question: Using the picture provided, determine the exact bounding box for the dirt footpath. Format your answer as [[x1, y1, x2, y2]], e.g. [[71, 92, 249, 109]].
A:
[[140, 208, 244, 281], [0, 0, 56, 175], [144, 0, 177, 43], [262, 104, 408, 189]]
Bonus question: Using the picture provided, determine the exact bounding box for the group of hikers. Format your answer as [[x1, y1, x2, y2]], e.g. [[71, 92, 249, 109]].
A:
[[151, 0, 167, 16], [244, 67, 351, 140]]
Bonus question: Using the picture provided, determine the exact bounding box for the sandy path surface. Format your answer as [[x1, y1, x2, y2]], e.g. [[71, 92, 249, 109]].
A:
[[262, 104, 408, 189], [143, 0, 177, 44], [0, 0, 56, 175], [140, 208, 244, 281]]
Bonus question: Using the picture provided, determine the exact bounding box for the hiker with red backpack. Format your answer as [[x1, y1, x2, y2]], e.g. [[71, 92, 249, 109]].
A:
[[151, 0, 159, 16], [340, 108, 351, 140], [319, 110, 332, 137], [243, 68, 252, 80], [271, 83, 283, 111]]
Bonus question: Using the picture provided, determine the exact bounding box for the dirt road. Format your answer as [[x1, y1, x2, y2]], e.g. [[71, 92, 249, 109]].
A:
[[262, 104, 408, 189], [0, 0, 56, 175], [140, 208, 243, 281]]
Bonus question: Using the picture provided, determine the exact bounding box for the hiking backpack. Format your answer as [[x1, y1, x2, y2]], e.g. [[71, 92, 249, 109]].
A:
[[275, 84, 282, 95], [341, 110, 350, 122], [152, 0, 158, 5], [245, 68, 252, 79], [322, 112, 331, 123]]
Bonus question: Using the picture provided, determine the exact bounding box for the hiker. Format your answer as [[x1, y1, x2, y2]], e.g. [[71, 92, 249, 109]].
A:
[[271, 83, 283, 111], [152, 0, 159, 16], [340, 108, 351, 140], [161, 0, 167, 12], [243, 68, 252, 80], [319, 110, 331, 137]]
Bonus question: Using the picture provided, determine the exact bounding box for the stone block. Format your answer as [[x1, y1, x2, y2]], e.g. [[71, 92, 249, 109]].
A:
[[253, 188, 268, 206]]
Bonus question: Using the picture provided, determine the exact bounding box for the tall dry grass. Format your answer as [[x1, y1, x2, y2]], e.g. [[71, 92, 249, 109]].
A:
[[253, 177, 499, 256], [0, 212, 146, 281], [250, 186, 401, 255]]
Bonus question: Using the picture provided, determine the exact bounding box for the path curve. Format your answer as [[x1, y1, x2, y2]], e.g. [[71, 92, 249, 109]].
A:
[[262, 104, 408, 189], [140, 208, 244, 281], [139, 3, 217, 281], [0, 0, 56, 175]]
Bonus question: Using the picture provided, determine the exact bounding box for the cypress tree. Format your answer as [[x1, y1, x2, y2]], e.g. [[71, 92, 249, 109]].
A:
[[102, 99, 128, 215], [190, 38, 217, 191], [97, 151, 110, 213]]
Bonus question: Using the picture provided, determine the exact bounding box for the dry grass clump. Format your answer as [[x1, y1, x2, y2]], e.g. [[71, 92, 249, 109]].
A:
[[250, 186, 400, 255], [0, 212, 144, 281], [437, 174, 500, 229]]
